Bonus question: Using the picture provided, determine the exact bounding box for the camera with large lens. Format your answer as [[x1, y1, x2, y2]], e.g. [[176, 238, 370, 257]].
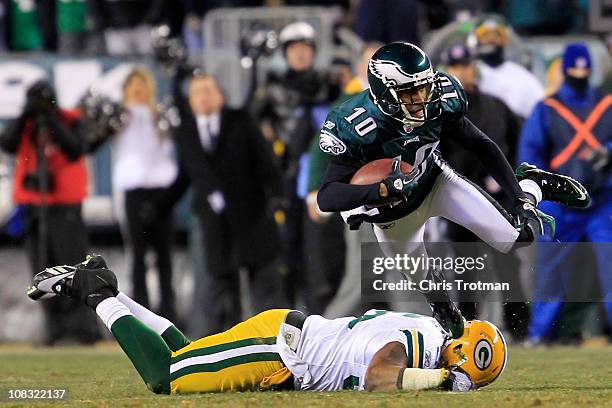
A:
[[151, 24, 192, 74], [79, 89, 129, 147], [239, 24, 278, 69]]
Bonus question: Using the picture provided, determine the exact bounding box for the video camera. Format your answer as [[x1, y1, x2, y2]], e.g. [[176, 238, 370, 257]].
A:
[[239, 24, 279, 69]]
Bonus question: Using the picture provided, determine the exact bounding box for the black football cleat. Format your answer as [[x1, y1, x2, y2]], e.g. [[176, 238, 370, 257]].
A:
[[515, 162, 590, 208], [75, 254, 108, 270], [429, 299, 465, 339], [27, 265, 76, 300], [28, 257, 118, 305], [419, 268, 465, 339]]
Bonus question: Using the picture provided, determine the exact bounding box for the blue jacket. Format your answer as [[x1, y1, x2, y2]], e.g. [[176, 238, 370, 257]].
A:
[[519, 83, 612, 196]]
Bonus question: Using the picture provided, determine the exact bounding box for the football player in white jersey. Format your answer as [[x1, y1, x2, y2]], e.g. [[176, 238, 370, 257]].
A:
[[28, 256, 507, 394]]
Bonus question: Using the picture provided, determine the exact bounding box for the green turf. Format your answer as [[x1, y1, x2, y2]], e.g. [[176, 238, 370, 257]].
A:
[[0, 345, 610, 407]]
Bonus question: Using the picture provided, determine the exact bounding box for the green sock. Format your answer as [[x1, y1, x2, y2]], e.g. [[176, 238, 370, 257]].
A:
[[110, 316, 172, 394], [161, 325, 191, 352]]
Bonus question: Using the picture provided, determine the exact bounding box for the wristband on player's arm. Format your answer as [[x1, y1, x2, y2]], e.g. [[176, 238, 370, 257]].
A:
[[397, 367, 447, 390]]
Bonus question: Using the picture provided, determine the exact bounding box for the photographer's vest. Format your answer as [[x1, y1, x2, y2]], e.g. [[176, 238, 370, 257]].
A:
[[13, 110, 87, 205]]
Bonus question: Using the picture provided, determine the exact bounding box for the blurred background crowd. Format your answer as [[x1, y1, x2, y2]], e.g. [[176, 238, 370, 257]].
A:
[[0, 0, 610, 348]]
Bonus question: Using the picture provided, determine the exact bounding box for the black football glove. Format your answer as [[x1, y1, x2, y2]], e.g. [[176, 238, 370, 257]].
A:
[[381, 156, 419, 201], [441, 367, 474, 392], [513, 196, 556, 236]]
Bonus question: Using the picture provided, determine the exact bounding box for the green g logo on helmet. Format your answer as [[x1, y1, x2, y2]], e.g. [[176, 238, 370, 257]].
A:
[[367, 42, 443, 128]]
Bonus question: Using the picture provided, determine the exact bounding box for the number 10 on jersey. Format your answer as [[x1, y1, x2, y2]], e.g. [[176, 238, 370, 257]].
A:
[[344, 107, 377, 137]]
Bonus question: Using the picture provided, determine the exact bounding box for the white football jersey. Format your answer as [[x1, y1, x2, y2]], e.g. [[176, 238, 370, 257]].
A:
[[290, 310, 449, 391]]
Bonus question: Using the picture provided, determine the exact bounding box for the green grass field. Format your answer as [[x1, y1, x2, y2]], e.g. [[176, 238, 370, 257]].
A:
[[1, 344, 611, 408]]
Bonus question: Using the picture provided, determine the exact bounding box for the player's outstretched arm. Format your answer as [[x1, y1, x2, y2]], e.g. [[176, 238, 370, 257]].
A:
[[317, 159, 382, 212], [449, 116, 527, 204], [364, 342, 473, 392], [364, 342, 449, 392]]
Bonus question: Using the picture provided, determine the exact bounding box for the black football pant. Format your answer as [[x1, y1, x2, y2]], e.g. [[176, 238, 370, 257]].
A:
[[24, 204, 101, 345]]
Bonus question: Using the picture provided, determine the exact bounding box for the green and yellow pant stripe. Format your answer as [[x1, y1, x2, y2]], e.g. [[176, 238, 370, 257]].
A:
[[170, 309, 293, 393]]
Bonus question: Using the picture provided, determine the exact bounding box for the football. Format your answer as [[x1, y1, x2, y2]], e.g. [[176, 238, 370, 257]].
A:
[[350, 158, 413, 185], [350, 158, 414, 207]]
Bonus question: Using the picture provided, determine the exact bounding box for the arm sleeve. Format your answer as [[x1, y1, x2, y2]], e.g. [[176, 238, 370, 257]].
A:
[[518, 103, 550, 170], [0, 116, 27, 154], [448, 116, 527, 202], [317, 158, 381, 212], [45, 115, 85, 161]]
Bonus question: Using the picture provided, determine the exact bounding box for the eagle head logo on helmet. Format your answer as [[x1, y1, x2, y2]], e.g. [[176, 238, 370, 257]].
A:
[[367, 42, 442, 128]]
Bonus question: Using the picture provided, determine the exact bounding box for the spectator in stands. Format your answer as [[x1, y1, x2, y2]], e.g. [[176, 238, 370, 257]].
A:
[[251, 21, 338, 308], [158, 69, 286, 335], [57, 0, 88, 54], [438, 43, 528, 341], [113, 66, 178, 321], [472, 14, 545, 119], [90, 0, 164, 55], [0, 80, 99, 345], [519, 43, 612, 345], [6, 0, 44, 51]]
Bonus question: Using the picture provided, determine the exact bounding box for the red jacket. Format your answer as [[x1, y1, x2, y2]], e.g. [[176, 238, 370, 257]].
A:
[[13, 109, 87, 205]]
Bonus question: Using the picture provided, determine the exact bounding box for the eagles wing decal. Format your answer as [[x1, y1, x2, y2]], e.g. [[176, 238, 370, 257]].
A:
[[319, 130, 347, 156], [368, 59, 413, 86]]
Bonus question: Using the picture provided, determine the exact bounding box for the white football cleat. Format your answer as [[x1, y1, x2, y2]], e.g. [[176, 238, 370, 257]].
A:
[[27, 265, 76, 300]]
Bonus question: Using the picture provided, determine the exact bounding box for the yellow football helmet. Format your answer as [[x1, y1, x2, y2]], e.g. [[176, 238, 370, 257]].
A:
[[440, 320, 507, 388]]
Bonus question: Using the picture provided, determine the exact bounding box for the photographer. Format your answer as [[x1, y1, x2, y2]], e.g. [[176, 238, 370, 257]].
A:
[[251, 22, 339, 307], [0, 80, 99, 345]]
